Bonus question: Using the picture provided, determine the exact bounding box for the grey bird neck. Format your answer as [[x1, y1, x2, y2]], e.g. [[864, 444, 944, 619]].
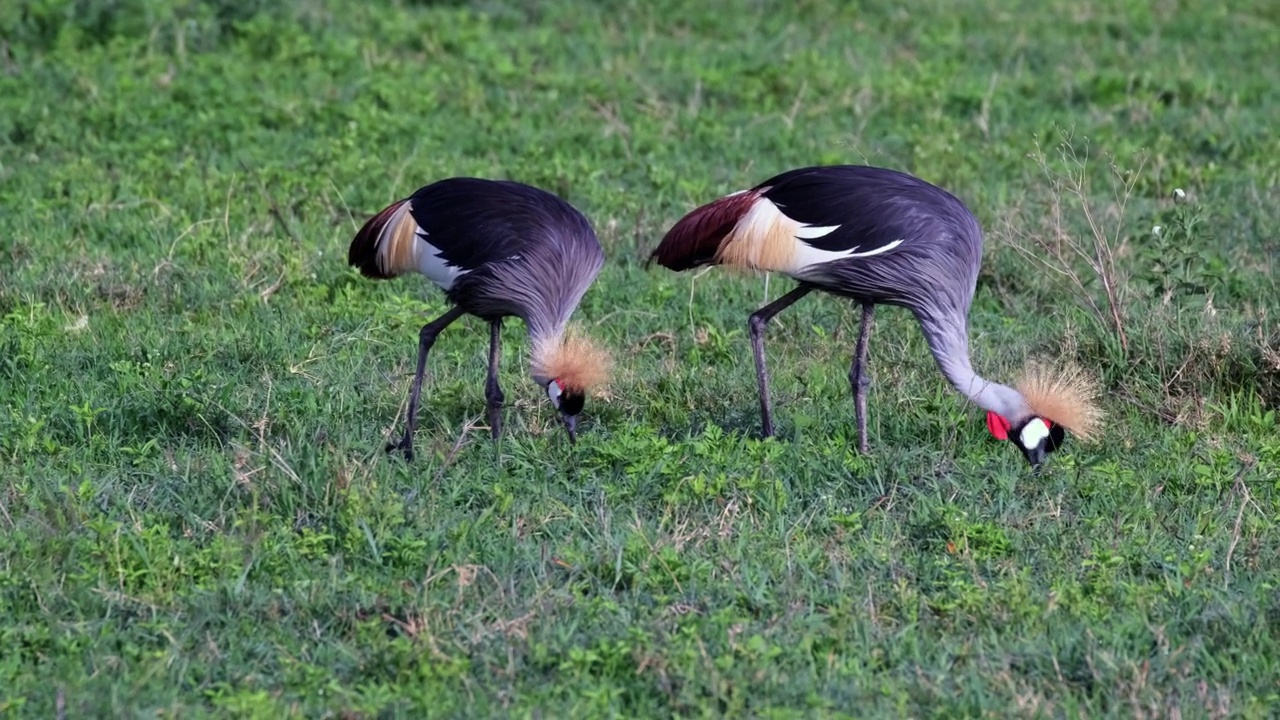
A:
[[525, 304, 574, 348], [917, 311, 1032, 422], [527, 325, 566, 387], [524, 283, 585, 385], [523, 269, 600, 386], [464, 237, 602, 384]]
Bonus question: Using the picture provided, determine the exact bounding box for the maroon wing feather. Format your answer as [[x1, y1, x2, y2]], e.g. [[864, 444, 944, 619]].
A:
[[647, 190, 762, 271], [348, 200, 406, 279]]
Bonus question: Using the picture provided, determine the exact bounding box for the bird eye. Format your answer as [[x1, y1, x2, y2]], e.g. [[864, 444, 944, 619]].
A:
[[1045, 423, 1066, 453]]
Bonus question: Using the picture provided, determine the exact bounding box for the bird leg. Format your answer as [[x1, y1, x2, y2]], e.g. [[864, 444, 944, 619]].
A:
[[748, 284, 813, 438], [848, 302, 875, 454], [485, 319, 505, 439], [387, 306, 466, 461]]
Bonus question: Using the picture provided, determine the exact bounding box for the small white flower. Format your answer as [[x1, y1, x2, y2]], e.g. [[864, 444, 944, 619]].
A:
[[1152, 225, 1163, 236], [1174, 188, 1186, 201]]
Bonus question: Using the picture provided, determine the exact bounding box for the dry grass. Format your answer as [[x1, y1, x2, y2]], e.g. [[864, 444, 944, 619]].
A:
[[999, 129, 1141, 356]]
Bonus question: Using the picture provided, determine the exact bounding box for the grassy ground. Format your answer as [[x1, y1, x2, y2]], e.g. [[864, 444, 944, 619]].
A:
[[2, 0, 1279, 716]]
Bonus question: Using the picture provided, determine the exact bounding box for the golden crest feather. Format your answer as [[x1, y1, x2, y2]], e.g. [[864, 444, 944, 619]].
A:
[[1015, 359, 1104, 442], [531, 327, 613, 393]]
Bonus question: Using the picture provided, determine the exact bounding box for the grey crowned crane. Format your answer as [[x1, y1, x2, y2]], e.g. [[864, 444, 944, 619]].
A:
[[647, 165, 1101, 469], [349, 177, 612, 459]]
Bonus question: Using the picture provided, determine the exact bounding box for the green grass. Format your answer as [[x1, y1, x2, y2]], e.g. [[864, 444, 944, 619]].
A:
[[2, 0, 1279, 716]]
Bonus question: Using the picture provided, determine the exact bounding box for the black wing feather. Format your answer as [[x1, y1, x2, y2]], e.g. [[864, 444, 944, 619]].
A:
[[756, 165, 968, 255], [406, 178, 589, 271]]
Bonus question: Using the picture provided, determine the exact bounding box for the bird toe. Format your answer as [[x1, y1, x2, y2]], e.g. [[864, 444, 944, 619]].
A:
[[385, 438, 415, 462]]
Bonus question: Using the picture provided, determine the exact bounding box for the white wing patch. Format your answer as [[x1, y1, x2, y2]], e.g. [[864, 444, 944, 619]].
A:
[[414, 231, 470, 290], [784, 211, 906, 271], [794, 224, 840, 240], [1018, 418, 1051, 450], [847, 238, 904, 258], [718, 196, 906, 274], [792, 237, 904, 271]]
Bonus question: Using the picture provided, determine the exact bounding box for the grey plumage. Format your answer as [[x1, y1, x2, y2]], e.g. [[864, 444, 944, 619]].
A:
[[649, 164, 1093, 469], [349, 177, 610, 457], [455, 231, 604, 346], [799, 188, 992, 412]]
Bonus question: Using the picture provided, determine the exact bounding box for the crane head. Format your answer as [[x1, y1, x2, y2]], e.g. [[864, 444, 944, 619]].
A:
[[546, 378, 586, 444], [532, 329, 612, 445], [986, 412, 1066, 470]]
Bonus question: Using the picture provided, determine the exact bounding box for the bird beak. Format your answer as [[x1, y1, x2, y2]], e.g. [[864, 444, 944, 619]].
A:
[[562, 414, 578, 445], [1023, 445, 1047, 471]]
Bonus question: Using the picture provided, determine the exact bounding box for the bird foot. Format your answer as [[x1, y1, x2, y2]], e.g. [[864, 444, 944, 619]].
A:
[[385, 435, 415, 462], [486, 385, 504, 440]]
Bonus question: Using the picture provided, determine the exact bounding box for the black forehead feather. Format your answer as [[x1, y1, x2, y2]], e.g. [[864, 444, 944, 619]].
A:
[[560, 391, 585, 416]]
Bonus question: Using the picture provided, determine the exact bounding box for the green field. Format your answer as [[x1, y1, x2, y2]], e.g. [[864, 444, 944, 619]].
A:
[[2, 0, 1279, 716]]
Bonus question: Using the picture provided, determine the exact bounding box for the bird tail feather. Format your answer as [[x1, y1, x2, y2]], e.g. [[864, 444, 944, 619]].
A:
[[646, 189, 763, 271], [348, 200, 419, 279]]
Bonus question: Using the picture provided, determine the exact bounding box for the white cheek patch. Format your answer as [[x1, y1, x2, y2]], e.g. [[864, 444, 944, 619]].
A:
[[1019, 418, 1050, 450], [546, 381, 562, 407]]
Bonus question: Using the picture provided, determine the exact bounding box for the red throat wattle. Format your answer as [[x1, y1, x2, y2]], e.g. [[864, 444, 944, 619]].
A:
[[987, 412, 1057, 441], [986, 411, 1012, 440]]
